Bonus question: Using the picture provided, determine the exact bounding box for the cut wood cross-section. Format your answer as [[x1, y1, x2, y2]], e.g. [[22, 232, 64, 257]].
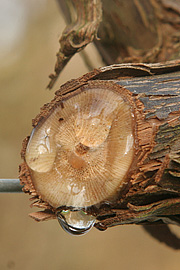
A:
[[20, 61, 180, 247]]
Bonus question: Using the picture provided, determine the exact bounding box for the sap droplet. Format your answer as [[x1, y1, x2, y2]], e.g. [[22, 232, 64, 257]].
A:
[[38, 144, 48, 154], [25, 126, 57, 173], [57, 210, 95, 235]]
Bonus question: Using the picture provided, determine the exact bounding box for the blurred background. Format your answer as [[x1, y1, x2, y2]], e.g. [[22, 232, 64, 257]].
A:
[[0, 1, 180, 269]]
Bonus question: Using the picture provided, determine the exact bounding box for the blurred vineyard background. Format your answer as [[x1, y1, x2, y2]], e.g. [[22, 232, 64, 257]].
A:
[[0, 1, 180, 269]]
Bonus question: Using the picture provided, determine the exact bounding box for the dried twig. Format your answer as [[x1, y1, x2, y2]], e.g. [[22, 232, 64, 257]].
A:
[[47, 0, 102, 89]]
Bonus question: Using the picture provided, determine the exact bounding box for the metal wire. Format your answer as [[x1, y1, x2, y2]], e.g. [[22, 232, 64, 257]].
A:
[[0, 179, 22, 193]]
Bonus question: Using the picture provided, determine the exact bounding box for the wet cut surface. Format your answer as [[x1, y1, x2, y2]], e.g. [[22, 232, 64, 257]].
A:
[[25, 86, 134, 208]]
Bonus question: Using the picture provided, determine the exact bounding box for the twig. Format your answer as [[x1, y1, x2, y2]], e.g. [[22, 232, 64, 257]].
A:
[[47, 0, 102, 89]]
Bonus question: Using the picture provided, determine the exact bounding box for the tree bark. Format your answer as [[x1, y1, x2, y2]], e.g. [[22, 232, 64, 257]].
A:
[[47, 0, 180, 248], [27, 61, 180, 248], [58, 62, 180, 248], [95, 0, 180, 64], [80, 62, 180, 228], [56, 0, 180, 70]]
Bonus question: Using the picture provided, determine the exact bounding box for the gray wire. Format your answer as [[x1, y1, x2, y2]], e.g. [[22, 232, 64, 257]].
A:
[[0, 179, 22, 193]]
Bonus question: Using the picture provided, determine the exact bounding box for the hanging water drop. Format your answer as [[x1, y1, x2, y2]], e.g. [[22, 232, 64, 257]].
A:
[[57, 210, 96, 235]]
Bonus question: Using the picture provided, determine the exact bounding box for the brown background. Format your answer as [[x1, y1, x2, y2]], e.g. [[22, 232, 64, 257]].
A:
[[0, 1, 180, 269]]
